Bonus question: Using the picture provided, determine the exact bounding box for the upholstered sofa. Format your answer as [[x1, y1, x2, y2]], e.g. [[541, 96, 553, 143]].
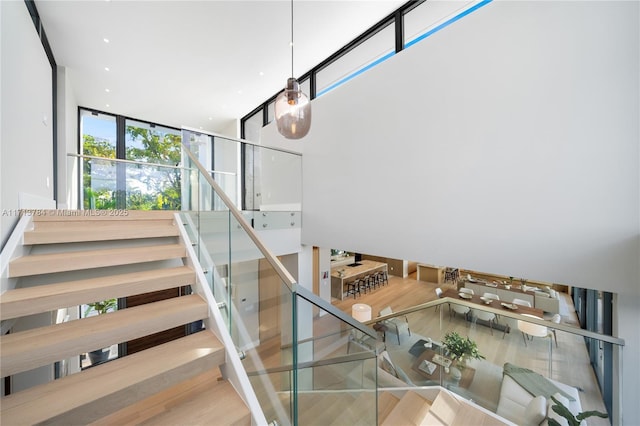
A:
[[496, 372, 583, 426]]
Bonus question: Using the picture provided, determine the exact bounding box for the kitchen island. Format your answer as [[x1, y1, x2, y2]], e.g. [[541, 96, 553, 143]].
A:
[[331, 260, 388, 300]]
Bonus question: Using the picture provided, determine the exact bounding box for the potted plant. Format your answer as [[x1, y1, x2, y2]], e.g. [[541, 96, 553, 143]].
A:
[[547, 395, 608, 426], [442, 331, 485, 367], [84, 298, 117, 365]]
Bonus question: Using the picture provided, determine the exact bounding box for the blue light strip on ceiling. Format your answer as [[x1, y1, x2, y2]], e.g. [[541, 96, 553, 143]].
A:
[[315, 0, 493, 99], [316, 51, 396, 98], [405, 0, 493, 49]]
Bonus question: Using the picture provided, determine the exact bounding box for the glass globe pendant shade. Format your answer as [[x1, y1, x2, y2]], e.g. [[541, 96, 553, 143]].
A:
[[275, 77, 311, 139]]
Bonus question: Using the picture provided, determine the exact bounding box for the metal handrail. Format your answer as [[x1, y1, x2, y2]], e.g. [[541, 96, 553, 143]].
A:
[[67, 153, 185, 170], [180, 143, 377, 339], [181, 145, 298, 289], [67, 153, 235, 177], [245, 351, 376, 377], [296, 286, 376, 338], [182, 125, 303, 157]]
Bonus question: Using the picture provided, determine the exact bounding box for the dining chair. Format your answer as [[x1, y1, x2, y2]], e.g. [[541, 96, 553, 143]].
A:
[[472, 309, 497, 335], [550, 313, 562, 347], [481, 292, 501, 320], [511, 298, 532, 307], [378, 306, 411, 344], [482, 292, 499, 301], [435, 287, 444, 312], [450, 304, 470, 321], [460, 288, 474, 295], [517, 314, 549, 346]]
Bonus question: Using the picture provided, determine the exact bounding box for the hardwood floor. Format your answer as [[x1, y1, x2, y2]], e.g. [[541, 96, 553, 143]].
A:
[[244, 272, 610, 425], [330, 272, 610, 425]]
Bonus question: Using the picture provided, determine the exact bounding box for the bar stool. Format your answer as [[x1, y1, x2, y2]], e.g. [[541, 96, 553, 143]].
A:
[[379, 270, 389, 286], [347, 279, 361, 299], [360, 275, 372, 294], [444, 267, 459, 283], [371, 271, 381, 289]]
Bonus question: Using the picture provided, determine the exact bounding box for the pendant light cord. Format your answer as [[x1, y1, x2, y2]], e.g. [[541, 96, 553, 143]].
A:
[[290, 0, 294, 78]]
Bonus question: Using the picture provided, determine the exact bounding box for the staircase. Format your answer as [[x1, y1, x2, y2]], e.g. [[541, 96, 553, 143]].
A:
[[0, 211, 251, 425], [379, 389, 509, 426]]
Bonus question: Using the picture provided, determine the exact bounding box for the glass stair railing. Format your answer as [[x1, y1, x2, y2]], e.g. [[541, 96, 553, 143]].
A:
[[179, 138, 379, 426], [68, 142, 624, 425]]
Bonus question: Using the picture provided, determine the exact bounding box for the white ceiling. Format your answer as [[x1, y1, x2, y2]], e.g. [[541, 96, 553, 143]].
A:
[[35, 0, 407, 135]]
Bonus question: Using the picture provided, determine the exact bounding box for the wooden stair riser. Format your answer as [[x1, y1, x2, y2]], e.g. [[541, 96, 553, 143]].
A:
[[0, 295, 207, 377], [8, 244, 186, 278], [378, 391, 401, 424], [0, 267, 195, 321], [134, 372, 251, 425], [31, 218, 176, 230], [24, 225, 179, 245], [0, 332, 223, 426], [381, 391, 432, 426], [30, 210, 177, 222]]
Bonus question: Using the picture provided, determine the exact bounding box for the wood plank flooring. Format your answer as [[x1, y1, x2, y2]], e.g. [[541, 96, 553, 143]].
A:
[[330, 272, 611, 426], [245, 272, 610, 425]]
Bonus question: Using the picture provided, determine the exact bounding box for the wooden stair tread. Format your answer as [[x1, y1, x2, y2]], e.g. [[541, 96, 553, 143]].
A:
[[0, 294, 207, 377], [0, 331, 224, 426], [297, 393, 346, 424], [138, 374, 250, 425], [31, 210, 178, 221], [331, 392, 377, 426], [88, 369, 223, 425], [381, 391, 432, 426], [425, 390, 509, 426], [0, 266, 195, 321], [24, 225, 179, 244], [379, 391, 401, 424], [8, 243, 186, 277]]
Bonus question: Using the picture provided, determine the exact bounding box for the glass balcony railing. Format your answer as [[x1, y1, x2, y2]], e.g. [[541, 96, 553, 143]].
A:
[[180, 139, 377, 425], [66, 154, 299, 231], [181, 128, 302, 212], [367, 296, 623, 425]]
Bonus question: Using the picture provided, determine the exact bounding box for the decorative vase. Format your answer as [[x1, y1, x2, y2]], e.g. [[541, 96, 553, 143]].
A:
[[88, 348, 110, 365], [449, 366, 462, 383]]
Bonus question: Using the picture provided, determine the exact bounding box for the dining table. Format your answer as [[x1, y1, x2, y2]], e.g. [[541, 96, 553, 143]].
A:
[[442, 288, 544, 321]]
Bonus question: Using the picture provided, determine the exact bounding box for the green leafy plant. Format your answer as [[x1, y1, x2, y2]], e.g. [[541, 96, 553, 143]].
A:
[[84, 299, 117, 317], [442, 331, 485, 365], [547, 395, 608, 426]]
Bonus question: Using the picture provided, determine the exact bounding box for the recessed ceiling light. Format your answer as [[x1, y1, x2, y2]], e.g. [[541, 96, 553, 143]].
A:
[[105, 88, 110, 93], [208, 117, 213, 121], [237, 90, 243, 95], [106, 104, 110, 107], [259, 71, 264, 76], [104, 67, 110, 72], [103, 38, 110, 43]]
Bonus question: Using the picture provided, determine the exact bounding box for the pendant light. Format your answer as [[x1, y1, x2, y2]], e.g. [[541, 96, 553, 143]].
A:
[[275, 0, 311, 139]]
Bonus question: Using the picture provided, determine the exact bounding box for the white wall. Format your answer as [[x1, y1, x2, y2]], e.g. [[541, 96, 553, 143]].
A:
[[56, 66, 78, 209], [261, 1, 639, 422], [0, 0, 54, 247]]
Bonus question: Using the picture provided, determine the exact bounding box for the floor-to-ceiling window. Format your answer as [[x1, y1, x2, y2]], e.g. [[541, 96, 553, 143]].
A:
[[572, 286, 615, 416], [79, 108, 182, 210]]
